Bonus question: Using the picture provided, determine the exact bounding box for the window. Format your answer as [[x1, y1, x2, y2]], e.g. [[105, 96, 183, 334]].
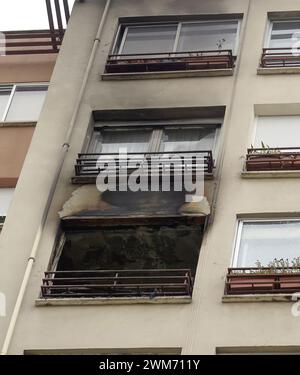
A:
[[89, 121, 220, 156], [233, 220, 300, 268], [253, 115, 300, 148], [267, 20, 300, 49], [0, 84, 48, 122], [115, 20, 240, 55], [0, 188, 14, 232]]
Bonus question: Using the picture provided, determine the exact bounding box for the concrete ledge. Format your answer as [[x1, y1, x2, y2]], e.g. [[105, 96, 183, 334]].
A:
[[257, 67, 300, 75], [35, 296, 192, 306], [241, 170, 300, 179], [222, 293, 295, 303], [101, 69, 234, 81]]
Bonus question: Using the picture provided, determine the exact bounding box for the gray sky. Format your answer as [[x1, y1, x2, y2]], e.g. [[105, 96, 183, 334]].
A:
[[0, 0, 75, 31]]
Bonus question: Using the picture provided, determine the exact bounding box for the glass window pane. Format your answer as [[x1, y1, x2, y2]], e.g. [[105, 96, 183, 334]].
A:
[[269, 21, 300, 48], [254, 116, 300, 148], [160, 126, 217, 152], [5, 85, 47, 122], [121, 25, 177, 55], [0, 86, 12, 120], [91, 129, 152, 153], [177, 21, 239, 52], [237, 221, 300, 267]]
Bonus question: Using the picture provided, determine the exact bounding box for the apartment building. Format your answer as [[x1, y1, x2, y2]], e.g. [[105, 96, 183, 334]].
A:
[[2, 0, 300, 355]]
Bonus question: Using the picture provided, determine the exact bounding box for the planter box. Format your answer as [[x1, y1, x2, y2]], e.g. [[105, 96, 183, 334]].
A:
[[246, 154, 300, 171], [227, 276, 275, 293]]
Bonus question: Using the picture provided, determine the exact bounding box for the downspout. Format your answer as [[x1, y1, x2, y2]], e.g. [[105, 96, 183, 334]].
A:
[[1, 0, 111, 355]]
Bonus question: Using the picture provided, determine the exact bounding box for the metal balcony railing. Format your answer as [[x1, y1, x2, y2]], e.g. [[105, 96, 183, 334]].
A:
[[2, 30, 64, 55], [261, 48, 300, 68], [225, 267, 300, 295], [105, 50, 235, 74], [245, 147, 300, 172], [41, 269, 193, 298], [74, 150, 214, 178]]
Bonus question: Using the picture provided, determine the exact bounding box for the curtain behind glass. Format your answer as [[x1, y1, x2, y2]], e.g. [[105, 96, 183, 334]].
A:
[[269, 21, 300, 49], [237, 221, 300, 267], [160, 127, 216, 152], [5, 86, 47, 122], [177, 21, 239, 52], [121, 25, 177, 55], [90, 129, 151, 153]]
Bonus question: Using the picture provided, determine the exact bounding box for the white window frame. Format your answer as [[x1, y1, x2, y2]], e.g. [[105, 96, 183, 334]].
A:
[[115, 19, 241, 56], [90, 118, 222, 161], [231, 218, 300, 267], [265, 18, 300, 48], [0, 83, 48, 122]]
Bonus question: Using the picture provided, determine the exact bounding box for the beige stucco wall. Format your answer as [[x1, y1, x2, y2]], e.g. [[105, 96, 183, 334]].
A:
[[1, 0, 300, 354]]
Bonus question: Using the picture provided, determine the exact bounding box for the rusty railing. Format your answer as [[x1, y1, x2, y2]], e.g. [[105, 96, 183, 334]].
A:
[[225, 267, 300, 295], [261, 48, 300, 68], [74, 150, 214, 179], [105, 50, 235, 74], [1, 29, 64, 55], [41, 269, 193, 298], [245, 147, 300, 171]]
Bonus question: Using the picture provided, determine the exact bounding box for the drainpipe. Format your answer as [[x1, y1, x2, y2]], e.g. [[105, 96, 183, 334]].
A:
[[1, 0, 111, 355]]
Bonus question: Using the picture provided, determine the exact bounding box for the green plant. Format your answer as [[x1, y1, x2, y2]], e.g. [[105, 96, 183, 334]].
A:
[[250, 141, 281, 155], [254, 257, 300, 274]]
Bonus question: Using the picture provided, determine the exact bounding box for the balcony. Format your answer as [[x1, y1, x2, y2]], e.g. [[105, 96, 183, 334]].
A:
[[245, 147, 300, 172], [225, 267, 300, 295], [260, 48, 300, 69], [41, 269, 193, 299], [104, 50, 235, 76], [2, 30, 64, 55], [72, 150, 214, 184]]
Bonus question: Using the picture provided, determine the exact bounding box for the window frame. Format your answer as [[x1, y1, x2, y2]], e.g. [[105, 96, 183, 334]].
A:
[[0, 83, 48, 122], [114, 19, 241, 56], [89, 118, 222, 160], [265, 18, 300, 48], [232, 218, 300, 267]]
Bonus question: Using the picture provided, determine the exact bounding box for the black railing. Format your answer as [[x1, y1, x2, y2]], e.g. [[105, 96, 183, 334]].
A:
[[74, 150, 214, 178], [225, 267, 300, 295], [105, 50, 235, 74], [41, 269, 193, 298], [261, 48, 300, 68], [2, 29, 64, 55]]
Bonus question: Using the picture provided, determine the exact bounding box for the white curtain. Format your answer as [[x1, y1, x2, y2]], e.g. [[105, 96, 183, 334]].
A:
[[237, 221, 300, 267], [0, 188, 14, 216], [177, 21, 239, 52], [269, 21, 300, 49]]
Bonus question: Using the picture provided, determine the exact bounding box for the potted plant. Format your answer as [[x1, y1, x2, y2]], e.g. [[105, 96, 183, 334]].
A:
[[246, 142, 282, 171]]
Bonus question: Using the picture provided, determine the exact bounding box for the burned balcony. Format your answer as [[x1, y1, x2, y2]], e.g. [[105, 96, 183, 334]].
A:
[[104, 50, 235, 75], [260, 48, 300, 69], [245, 147, 300, 172], [72, 150, 214, 184], [225, 267, 300, 295], [40, 218, 205, 303], [41, 269, 193, 299]]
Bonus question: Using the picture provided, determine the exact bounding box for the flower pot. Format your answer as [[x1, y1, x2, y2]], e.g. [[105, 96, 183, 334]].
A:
[[228, 275, 275, 294], [279, 275, 300, 290]]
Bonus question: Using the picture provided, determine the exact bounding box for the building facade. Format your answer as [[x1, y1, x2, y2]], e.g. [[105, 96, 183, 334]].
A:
[[2, 0, 300, 355]]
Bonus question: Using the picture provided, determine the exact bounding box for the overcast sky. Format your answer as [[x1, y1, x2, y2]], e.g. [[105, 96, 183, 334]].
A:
[[0, 0, 75, 31]]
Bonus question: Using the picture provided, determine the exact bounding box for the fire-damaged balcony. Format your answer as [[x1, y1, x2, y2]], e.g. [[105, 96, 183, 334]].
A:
[[260, 48, 300, 69], [225, 267, 300, 295], [72, 150, 214, 184], [245, 147, 300, 172], [38, 215, 205, 305], [104, 50, 235, 75]]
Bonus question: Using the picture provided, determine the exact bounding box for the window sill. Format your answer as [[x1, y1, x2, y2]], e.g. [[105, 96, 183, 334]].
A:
[[257, 67, 300, 75], [101, 68, 234, 81], [222, 293, 296, 303], [35, 295, 192, 306], [0, 121, 36, 128], [241, 170, 300, 179]]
